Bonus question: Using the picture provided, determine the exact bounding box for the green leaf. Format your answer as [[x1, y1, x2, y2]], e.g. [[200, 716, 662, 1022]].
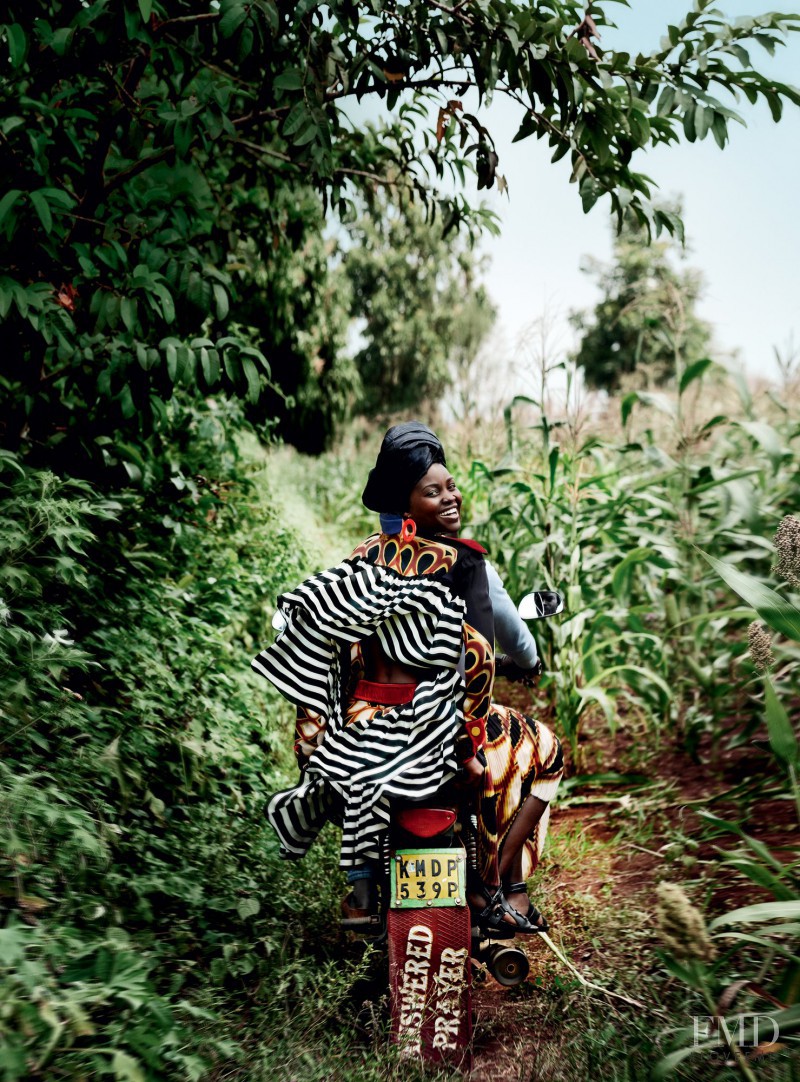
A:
[[6, 24, 27, 68], [263, 2, 279, 32], [120, 297, 137, 332], [200, 347, 220, 385], [0, 189, 22, 232], [699, 549, 800, 642], [0, 282, 13, 319], [139, 347, 159, 371], [687, 466, 760, 495], [242, 356, 260, 403], [223, 348, 241, 382], [653, 1041, 725, 1080], [723, 859, 796, 900], [636, 391, 677, 419], [620, 391, 638, 427], [212, 283, 229, 321], [591, 663, 673, 705], [274, 68, 303, 91], [612, 547, 656, 600], [0, 924, 28, 966], [715, 930, 800, 962], [656, 86, 675, 117], [176, 344, 193, 383], [152, 281, 175, 323], [50, 27, 74, 56], [38, 187, 76, 209], [699, 414, 728, 435], [112, 1050, 146, 1082], [10, 280, 28, 317], [765, 90, 782, 122], [30, 191, 53, 234], [737, 420, 788, 464], [219, 3, 247, 38], [138, 0, 153, 22], [709, 901, 800, 929], [764, 675, 798, 767], [711, 111, 728, 149], [292, 121, 319, 147], [283, 102, 311, 137], [503, 23, 520, 51], [658, 953, 705, 991], [575, 686, 617, 727], [695, 104, 712, 140], [548, 446, 558, 493], [580, 178, 602, 213], [679, 358, 714, 395], [237, 896, 261, 919], [119, 383, 135, 419], [629, 110, 650, 146], [165, 341, 177, 380]]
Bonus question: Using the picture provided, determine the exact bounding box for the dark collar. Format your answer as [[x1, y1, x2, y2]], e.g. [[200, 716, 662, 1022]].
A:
[[450, 534, 487, 553], [415, 528, 487, 555]]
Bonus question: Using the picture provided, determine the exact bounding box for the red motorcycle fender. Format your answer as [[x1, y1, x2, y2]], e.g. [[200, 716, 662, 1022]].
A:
[[388, 905, 472, 1070]]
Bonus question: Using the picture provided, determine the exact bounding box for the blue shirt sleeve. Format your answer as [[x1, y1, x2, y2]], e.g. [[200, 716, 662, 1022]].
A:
[[485, 560, 538, 668]]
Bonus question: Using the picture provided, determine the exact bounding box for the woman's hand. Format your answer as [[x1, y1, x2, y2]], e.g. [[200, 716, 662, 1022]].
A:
[[457, 755, 485, 789], [495, 655, 543, 687]]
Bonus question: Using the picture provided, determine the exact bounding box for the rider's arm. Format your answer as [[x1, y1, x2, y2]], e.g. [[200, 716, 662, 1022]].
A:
[[485, 560, 538, 668]]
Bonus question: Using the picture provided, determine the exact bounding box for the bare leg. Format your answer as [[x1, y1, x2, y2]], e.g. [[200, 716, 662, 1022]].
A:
[[498, 795, 547, 922], [467, 795, 549, 929]]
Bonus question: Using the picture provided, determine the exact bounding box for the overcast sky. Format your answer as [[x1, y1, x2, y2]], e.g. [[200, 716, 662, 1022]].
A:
[[473, 3, 800, 382]]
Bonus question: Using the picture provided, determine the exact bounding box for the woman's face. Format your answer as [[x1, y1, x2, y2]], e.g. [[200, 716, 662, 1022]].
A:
[[407, 463, 462, 536]]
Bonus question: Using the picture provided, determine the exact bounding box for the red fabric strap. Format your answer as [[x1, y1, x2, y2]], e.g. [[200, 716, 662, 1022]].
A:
[[452, 536, 488, 554], [465, 718, 486, 754], [352, 679, 417, 705]]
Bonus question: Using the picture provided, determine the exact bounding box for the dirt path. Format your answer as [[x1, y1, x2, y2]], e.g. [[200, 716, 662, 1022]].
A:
[[468, 688, 798, 1080], [261, 445, 360, 568]]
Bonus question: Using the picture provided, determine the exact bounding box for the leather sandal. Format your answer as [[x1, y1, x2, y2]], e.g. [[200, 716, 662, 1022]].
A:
[[467, 874, 515, 940], [503, 881, 549, 934]]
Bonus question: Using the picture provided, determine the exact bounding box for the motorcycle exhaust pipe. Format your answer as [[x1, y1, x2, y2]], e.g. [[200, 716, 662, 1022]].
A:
[[480, 942, 530, 987]]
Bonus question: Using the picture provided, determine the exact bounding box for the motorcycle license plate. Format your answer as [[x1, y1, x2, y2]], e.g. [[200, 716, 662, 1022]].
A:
[[390, 849, 466, 909]]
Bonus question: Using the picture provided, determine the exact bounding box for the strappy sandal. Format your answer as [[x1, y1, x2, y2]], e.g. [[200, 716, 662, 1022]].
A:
[[467, 874, 515, 940], [502, 881, 549, 934]]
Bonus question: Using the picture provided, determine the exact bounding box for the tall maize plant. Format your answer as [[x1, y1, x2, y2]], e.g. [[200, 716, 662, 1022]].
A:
[[471, 363, 800, 763]]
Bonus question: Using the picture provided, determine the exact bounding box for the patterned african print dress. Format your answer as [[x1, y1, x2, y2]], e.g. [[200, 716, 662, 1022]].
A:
[[252, 531, 563, 889]]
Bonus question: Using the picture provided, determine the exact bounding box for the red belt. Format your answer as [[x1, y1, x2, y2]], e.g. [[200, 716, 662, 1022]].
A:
[[352, 679, 417, 705]]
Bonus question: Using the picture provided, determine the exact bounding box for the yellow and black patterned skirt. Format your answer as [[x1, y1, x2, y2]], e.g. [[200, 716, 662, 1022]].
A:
[[479, 704, 563, 888]]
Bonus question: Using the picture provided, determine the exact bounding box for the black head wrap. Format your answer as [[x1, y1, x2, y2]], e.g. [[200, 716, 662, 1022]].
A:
[[361, 421, 447, 513]]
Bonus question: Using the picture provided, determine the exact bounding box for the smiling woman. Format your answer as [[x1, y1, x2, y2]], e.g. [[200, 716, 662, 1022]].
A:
[[253, 422, 563, 935], [408, 463, 463, 536]]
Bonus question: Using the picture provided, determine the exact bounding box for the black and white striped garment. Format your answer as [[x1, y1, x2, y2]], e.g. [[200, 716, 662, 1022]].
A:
[[252, 557, 467, 867]]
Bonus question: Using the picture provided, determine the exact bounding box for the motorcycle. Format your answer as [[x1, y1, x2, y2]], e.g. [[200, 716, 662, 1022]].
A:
[[271, 587, 564, 1070], [373, 590, 563, 1070]]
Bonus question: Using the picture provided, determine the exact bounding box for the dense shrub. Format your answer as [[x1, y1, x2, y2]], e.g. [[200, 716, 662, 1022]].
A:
[[0, 399, 348, 1079]]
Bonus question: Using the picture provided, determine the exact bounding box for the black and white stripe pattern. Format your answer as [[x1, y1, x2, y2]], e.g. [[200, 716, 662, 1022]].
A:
[[253, 558, 467, 866]]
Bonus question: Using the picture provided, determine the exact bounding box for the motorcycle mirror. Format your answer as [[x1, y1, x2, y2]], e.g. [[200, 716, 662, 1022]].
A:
[[517, 590, 565, 621], [271, 609, 287, 632]]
